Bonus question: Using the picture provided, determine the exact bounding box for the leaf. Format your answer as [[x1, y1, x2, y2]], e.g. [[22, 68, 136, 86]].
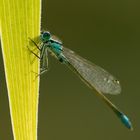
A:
[[0, 0, 41, 139]]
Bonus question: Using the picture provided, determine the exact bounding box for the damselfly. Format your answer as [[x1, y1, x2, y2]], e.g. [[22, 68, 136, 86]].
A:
[[29, 31, 133, 130]]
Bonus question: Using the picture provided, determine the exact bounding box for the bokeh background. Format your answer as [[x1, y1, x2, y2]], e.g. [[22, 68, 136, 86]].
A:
[[0, 0, 140, 139]]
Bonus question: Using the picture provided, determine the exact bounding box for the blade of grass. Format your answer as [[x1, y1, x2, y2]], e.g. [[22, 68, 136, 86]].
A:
[[0, 0, 41, 140]]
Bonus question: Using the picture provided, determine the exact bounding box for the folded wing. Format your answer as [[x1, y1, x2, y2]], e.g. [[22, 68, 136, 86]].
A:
[[62, 47, 121, 95]]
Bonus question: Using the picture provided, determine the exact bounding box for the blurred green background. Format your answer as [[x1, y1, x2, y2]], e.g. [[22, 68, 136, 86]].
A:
[[0, 0, 140, 139]]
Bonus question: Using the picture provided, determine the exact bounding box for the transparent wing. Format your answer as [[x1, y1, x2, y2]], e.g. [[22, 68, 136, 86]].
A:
[[51, 35, 62, 43], [62, 47, 121, 95]]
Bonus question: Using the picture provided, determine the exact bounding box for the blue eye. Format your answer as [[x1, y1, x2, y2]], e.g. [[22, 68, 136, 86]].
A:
[[43, 32, 50, 38], [41, 31, 51, 42]]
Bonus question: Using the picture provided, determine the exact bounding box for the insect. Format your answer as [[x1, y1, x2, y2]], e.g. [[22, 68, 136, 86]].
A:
[[29, 31, 133, 130]]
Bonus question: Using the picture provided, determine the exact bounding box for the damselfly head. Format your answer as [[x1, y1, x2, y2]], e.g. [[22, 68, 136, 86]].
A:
[[40, 31, 51, 43]]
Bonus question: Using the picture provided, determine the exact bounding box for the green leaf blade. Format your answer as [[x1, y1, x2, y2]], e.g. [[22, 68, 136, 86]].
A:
[[0, 0, 41, 139]]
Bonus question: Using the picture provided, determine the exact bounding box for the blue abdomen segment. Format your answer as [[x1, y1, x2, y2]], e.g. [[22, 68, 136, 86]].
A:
[[116, 111, 133, 130], [120, 113, 133, 130]]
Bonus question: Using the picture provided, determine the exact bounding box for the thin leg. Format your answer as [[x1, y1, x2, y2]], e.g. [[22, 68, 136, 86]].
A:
[[28, 39, 49, 76], [32, 67, 49, 80], [40, 49, 49, 70], [28, 37, 41, 51], [40, 67, 49, 75], [40, 44, 47, 59], [27, 45, 40, 59], [31, 47, 49, 77]]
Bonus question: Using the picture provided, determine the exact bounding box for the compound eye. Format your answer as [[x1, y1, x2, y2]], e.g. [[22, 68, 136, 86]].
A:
[[41, 31, 51, 42], [43, 32, 49, 37]]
